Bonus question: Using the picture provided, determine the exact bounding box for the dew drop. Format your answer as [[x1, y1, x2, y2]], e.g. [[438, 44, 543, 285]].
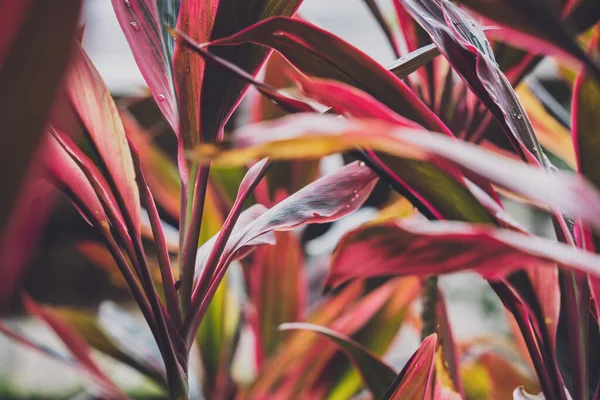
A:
[[130, 21, 140, 31], [359, 161, 365, 167], [517, 114, 523, 120], [157, 94, 166, 101], [124, 0, 132, 7]]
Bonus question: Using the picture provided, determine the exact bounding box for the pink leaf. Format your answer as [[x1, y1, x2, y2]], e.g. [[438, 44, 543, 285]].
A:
[[64, 43, 141, 235]]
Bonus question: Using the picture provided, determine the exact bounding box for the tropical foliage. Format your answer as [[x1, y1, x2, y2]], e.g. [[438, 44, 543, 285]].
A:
[[1, 0, 600, 399]]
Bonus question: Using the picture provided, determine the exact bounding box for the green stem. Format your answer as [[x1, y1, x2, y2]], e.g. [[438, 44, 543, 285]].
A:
[[421, 276, 439, 341]]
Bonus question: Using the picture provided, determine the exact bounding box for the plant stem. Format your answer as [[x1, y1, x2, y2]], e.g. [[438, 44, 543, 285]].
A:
[[181, 160, 271, 345], [131, 143, 182, 326], [179, 165, 211, 314], [83, 142, 189, 395], [491, 281, 564, 400], [553, 215, 587, 400], [421, 276, 439, 341]]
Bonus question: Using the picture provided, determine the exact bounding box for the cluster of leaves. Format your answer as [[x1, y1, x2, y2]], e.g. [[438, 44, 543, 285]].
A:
[[2, 0, 600, 398]]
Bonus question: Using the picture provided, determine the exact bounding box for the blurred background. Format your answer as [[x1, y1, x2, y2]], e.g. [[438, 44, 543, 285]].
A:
[[0, 0, 557, 398]]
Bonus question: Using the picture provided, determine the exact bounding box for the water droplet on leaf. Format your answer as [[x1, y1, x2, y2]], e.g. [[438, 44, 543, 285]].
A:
[[157, 94, 166, 101], [124, 0, 132, 7], [130, 21, 140, 31]]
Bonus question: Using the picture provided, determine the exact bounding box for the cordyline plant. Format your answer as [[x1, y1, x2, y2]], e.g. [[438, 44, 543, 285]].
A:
[[3, 0, 600, 398]]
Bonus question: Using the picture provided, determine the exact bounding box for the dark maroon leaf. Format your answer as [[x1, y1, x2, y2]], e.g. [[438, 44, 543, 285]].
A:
[[207, 17, 453, 135], [171, 28, 317, 116], [0, 177, 53, 312], [455, 0, 600, 80], [399, 0, 544, 161], [0, 0, 81, 232], [199, 0, 304, 143]]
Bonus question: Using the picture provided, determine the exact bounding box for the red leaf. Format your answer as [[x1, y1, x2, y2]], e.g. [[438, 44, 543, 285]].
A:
[[248, 51, 297, 124], [249, 231, 307, 364], [199, 0, 304, 143], [65, 43, 142, 235], [0, 0, 81, 232], [111, 0, 178, 133], [289, 70, 423, 128], [326, 220, 600, 289], [51, 129, 130, 237], [173, 0, 215, 150], [242, 281, 366, 398], [526, 266, 560, 350], [207, 17, 453, 136], [43, 134, 109, 227], [0, 176, 54, 312], [383, 334, 438, 400]]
